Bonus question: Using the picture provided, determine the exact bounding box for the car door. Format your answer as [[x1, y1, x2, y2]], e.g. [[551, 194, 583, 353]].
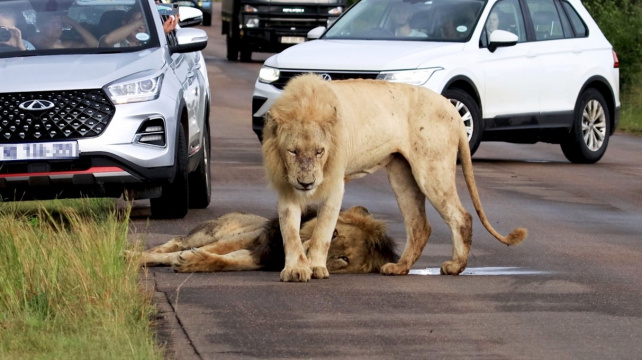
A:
[[477, 0, 540, 129], [167, 28, 202, 154], [523, 0, 589, 127]]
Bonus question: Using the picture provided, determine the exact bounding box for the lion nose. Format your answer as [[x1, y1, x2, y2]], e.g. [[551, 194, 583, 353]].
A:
[[297, 180, 314, 189]]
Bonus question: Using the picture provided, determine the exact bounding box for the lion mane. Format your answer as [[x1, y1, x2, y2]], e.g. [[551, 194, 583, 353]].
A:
[[262, 73, 527, 282]]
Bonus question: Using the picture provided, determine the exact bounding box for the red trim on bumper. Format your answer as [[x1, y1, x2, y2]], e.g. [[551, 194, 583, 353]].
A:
[[0, 166, 126, 178]]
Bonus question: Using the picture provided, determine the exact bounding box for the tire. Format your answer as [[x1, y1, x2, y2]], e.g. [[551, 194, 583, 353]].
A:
[[239, 48, 252, 62], [442, 88, 483, 155], [560, 88, 610, 164], [226, 30, 239, 61], [188, 125, 211, 209], [151, 126, 189, 219], [202, 13, 212, 26]]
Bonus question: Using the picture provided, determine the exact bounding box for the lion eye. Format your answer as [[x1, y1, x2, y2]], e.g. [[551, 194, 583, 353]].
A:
[[338, 256, 349, 264], [316, 148, 325, 157], [287, 149, 297, 156]]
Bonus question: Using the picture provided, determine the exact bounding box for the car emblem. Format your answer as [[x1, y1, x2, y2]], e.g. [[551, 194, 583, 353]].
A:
[[19, 100, 55, 111], [320, 73, 332, 81]]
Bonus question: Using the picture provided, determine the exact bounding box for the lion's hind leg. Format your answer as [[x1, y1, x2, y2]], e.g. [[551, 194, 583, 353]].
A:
[[381, 155, 432, 276], [414, 160, 472, 275], [172, 249, 262, 273]]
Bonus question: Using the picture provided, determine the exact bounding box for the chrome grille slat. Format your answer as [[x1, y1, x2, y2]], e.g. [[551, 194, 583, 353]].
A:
[[0, 90, 115, 142]]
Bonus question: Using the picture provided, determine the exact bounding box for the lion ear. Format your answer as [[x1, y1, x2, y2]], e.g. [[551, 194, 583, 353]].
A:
[[348, 206, 370, 216]]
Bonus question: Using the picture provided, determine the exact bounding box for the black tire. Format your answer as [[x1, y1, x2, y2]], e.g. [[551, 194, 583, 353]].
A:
[[560, 88, 610, 164], [151, 126, 189, 219], [188, 125, 211, 209], [202, 13, 212, 26], [442, 88, 483, 155], [239, 48, 252, 62], [226, 29, 239, 61]]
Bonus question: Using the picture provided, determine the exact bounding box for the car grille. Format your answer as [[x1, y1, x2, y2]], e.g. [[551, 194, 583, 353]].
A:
[[271, 70, 380, 90], [0, 90, 115, 142]]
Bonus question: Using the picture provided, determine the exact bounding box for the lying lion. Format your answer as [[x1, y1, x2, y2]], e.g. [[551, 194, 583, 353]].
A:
[[128, 206, 398, 273], [262, 73, 527, 282]]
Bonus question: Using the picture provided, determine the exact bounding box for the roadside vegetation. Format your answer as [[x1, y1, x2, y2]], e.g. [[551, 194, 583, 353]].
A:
[[0, 199, 163, 360], [585, 0, 642, 134]]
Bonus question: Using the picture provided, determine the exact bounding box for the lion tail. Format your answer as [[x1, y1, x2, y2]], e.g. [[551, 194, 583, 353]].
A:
[[458, 127, 527, 246]]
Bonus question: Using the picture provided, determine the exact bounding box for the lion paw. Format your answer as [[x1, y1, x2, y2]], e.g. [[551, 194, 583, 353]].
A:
[[280, 265, 312, 282], [440, 260, 466, 275], [311, 266, 329, 279], [380, 262, 409, 276], [171, 249, 204, 273]]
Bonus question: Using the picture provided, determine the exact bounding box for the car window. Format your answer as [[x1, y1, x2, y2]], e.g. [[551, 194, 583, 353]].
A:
[[525, 0, 564, 41], [324, 0, 485, 42], [0, 0, 160, 57], [560, 0, 587, 37], [481, 0, 526, 47]]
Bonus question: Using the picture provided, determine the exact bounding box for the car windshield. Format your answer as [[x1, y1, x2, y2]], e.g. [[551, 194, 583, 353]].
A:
[[324, 0, 486, 41], [0, 0, 160, 57]]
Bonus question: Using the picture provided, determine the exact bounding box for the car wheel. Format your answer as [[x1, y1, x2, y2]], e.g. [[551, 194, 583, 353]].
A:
[[442, 88, 483, 155], [560, 88, 610, 164], [151, 126, 189, 219], [226, 28, 239, 61], [188, 125, 211, 209], [239, 48, 252, 62], [202, 12, 212, 26]]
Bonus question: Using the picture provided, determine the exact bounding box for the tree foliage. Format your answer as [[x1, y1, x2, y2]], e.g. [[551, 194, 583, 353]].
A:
[[584, 0, 642, 89]]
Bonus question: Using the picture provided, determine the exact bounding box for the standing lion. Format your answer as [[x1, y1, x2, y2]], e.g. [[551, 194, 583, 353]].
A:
[[127, 206, 398, 273], [262, 73, 527, 282]]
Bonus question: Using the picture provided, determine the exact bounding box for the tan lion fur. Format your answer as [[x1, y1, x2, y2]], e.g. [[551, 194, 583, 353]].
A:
[[262, 73, 527, 282], [127, 206, 398, 273]]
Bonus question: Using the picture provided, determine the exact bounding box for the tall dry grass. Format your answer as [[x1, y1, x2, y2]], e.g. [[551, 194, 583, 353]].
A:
[[0, 199, 163, 360]]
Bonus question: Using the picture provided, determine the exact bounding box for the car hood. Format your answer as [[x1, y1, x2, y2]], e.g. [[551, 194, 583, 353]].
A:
[[265, 39, 466, 71], [0, 49, 166, 93]]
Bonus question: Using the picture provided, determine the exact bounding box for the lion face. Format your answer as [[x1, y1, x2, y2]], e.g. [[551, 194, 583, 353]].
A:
[[300, 206, 398, 273], [278, 123, 330, 195]]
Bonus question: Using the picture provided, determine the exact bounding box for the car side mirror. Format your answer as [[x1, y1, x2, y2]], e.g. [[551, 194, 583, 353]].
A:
[[307, 26, 326, 40], [178, 7, 204, 27], [488, 30, 518, 53], [170, 28, 208, 54]]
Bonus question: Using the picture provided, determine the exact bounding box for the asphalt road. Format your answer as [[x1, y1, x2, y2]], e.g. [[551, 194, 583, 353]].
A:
[[129, 5, 642, 359]]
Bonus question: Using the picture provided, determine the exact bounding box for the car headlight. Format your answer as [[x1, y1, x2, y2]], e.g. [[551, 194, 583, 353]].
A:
[[258, 67, 280, 83], [377, 68, 443, 86], [106, 74, 164, 104]]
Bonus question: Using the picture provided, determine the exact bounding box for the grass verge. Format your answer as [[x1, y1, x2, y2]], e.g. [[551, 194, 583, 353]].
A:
[[0, 199, 163, 360], [619, 87, 642, 135]]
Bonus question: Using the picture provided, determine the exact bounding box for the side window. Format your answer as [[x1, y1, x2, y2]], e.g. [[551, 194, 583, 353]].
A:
[[526, 0, 564, 41], [481, 0, 526, 47], [560, 0, 587, 37]]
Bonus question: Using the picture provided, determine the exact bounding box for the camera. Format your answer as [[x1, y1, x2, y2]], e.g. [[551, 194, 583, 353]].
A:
[[0, 27, 12, 42]]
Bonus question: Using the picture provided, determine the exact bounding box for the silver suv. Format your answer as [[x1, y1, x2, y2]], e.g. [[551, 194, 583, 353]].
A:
[[0, 0, 211, 218]]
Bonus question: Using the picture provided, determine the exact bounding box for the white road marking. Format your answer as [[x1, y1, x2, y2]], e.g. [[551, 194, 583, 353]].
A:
[[409, 267, 552, 276]]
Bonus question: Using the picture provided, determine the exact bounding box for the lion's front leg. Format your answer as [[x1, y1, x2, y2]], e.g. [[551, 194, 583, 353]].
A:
[[278, 201, 312, 282], [307, 191, 343, 279]]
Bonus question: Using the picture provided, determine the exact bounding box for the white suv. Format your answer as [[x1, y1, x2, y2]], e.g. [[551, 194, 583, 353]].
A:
[[253, 0, 620, 163]]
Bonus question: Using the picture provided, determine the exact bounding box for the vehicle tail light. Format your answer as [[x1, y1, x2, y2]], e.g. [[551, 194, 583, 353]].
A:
[[613, 50, 619, 68]]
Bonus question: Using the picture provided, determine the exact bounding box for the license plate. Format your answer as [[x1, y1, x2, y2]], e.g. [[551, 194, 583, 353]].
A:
[[0, 141, 79, 161], [280, 36, 305, 44]]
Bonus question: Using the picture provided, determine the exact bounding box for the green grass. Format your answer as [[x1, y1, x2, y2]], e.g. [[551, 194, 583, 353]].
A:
[[0, 199, 163, 360], [618, 86, 642, 135]]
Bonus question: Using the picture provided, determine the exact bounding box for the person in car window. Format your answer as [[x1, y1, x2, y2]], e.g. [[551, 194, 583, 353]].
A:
[[486, 11, 500, 33], [99, 7, 147, 47], [0, 9, 35, 50], [389, 3, 426, 37], [29, 12, 98, 49]]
